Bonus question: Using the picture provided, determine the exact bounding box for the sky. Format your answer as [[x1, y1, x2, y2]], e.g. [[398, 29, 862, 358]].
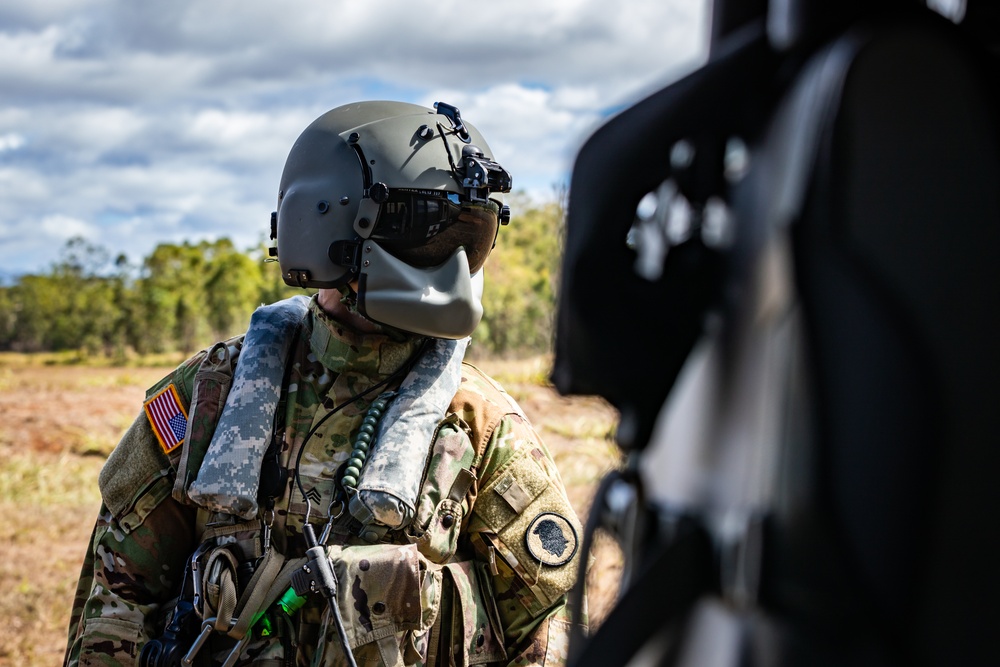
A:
[[0, 0, 709, 280]]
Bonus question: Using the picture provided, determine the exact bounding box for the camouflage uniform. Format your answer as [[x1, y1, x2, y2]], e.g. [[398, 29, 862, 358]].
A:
[[65, 296, 584, 666]]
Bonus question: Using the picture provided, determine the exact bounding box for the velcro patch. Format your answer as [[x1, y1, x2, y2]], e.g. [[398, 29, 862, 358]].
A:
[[143, 383, 188, 455], [525, 512, 578, 567], [495, 474, 532, 514]]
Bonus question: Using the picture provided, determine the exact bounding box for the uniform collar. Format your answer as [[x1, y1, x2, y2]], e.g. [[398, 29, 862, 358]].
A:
[[307, 295, 423, 379]]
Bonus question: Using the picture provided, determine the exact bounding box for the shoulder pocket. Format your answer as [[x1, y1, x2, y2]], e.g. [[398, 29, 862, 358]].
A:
[[475, 449, 551, 532], [99, 344, 226, 529], [328, 543, 432, 648], [413, 418, 478, 563], [473, 449, 582, 614], [98, 412, 174, 533]]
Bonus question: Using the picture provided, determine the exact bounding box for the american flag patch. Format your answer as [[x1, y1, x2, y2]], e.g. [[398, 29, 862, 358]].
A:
[[143, 384, 188, 455]]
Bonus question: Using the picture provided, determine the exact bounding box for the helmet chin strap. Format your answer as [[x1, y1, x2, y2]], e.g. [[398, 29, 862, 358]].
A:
[[356, 242, 484, 339]]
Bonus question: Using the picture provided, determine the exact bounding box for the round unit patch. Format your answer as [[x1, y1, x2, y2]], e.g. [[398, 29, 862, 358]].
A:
[[525, 512, 578, 567]]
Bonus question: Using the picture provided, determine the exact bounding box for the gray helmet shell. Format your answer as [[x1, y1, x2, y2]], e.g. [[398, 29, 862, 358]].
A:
[[274, 101, 510, 338]]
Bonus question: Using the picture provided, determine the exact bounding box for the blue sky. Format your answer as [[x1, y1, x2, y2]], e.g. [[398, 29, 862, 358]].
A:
[[0, 1, 709, 278]]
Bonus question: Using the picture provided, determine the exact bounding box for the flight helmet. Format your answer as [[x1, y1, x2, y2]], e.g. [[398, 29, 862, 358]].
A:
[[272, 100, 512, 338]]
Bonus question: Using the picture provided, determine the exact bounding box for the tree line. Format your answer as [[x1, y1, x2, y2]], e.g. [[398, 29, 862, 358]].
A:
[[0, 194, 563, 360]]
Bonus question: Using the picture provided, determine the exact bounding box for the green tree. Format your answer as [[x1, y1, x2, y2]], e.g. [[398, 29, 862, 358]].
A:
[[5, 274, 68, 351], [134, 242, 211, 354], [58, 238, 125, 356], [0, 190, 567, 359], [204, 240, 266, 340], [0, 287, 14, 348], [476, 192, 564, 355]]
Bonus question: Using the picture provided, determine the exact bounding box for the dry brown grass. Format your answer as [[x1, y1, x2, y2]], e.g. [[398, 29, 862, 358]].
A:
[[0, 354, 622, 665]]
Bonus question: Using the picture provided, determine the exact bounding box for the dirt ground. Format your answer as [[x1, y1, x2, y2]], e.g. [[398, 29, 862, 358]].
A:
[[0, 358, 623, 665]]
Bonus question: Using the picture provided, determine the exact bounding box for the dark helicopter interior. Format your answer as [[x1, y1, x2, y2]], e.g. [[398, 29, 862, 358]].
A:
[[553, 1, 1000, 665]]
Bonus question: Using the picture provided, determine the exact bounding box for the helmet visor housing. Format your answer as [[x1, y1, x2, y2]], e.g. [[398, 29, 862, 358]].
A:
[[370, 189, 501, 274]]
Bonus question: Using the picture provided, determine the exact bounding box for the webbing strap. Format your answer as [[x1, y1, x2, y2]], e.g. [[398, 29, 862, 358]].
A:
[[201, 548, 240, 632], [198, 548, 309, 642], [226, 548, 290, 639]]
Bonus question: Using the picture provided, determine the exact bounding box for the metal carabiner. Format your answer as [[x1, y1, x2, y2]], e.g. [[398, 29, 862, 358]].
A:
[[183, 616, 251, 667], [181, 618, 215, 667], [261, 506, 275, 554], [220, 630, 253, 667], [187, 540, 215, 617], [318, 497, 345, 546]]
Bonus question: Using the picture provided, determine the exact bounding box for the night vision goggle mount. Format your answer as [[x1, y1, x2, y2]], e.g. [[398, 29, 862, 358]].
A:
[[434, 102, 512, 202], [459, 144, 513, 202]]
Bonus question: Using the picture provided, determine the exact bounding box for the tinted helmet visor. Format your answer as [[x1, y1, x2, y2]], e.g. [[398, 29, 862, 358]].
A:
[[371, 189, 500, 273]]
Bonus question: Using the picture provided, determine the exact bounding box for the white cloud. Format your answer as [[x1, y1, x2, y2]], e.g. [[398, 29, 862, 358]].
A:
[[0, 132, 26, 152], [0, 0, 710, 275], [39, 213, 96, 240], [419, 83, 604, 199]]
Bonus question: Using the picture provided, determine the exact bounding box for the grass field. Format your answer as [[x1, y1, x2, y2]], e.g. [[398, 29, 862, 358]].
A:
[[0, 352, 623, 665]]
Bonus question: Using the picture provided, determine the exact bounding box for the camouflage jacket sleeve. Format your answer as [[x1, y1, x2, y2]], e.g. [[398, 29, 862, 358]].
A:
[[466, 412, 586, 667], [65, 358, 205, 666], [64, 413, 199, 665], [412, 362, 586, 667]]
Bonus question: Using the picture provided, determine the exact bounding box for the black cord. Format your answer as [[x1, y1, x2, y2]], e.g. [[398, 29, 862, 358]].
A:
[[329, 594, 358, 667], [286, 337, 429, 667], [436, 122, 467, 192], [292, 338, 431, 519]]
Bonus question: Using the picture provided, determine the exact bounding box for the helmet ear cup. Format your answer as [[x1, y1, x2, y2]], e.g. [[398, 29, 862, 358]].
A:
[[275, 125, 365, 289], [276, 183, 360, 288]]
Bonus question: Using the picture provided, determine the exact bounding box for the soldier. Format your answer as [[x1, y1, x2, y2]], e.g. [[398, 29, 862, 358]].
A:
[[65, 101, 584, 666]]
